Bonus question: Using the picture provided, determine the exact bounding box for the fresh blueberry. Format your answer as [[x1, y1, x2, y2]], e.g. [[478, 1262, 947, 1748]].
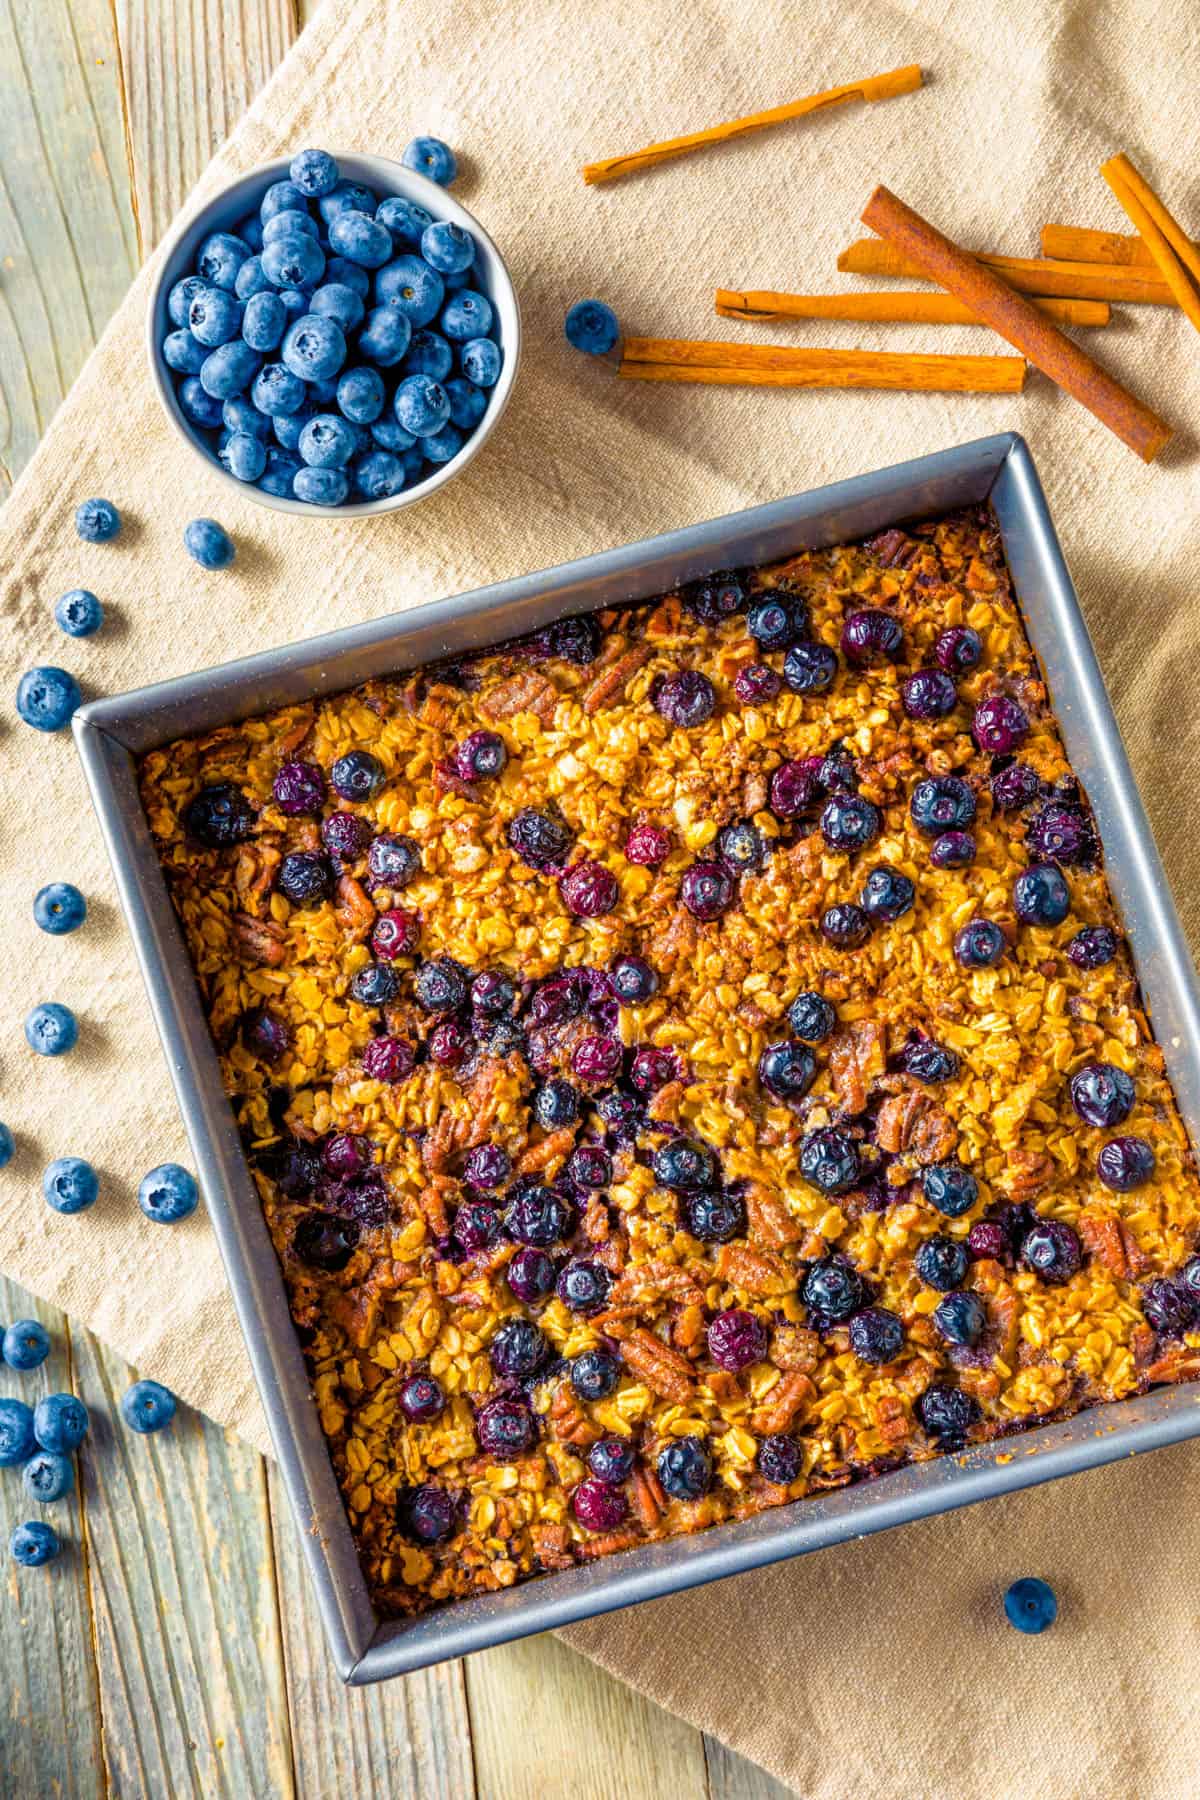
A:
[[788, 991, 835, 1042], [258, 446, 303, 497], [337, 364, 386, 424], [918, 1383, 978, 1446], [260, 178, 307, 223], [915, 1234, 969, 1291], [404, 329, 454, 382], [377, 254, 445, 325], [747, 596, 807, 651], [444, 375, 487, 430], [10, 1520, 60, 1566], [196, 229, 251, 292], [657, 1435, 711, 1500], [734, 663, 782, 703], [0, 1123, 13, 1168], [652, 1138, 717, 1192], [398, 1374, 444, 1423], [317, 180, 377, 225], [1013, 863, 1070, 927], [178, 375, 225, 428], [841, 609, 904, 665], [861, 864, 915, 922], [354, 452, 406, 500], [289, 148, 339, 197], [929, 830, 975, 870], [370, 416, 417, 452], [564, 298, 619, 354], [375, 196, 434, 245], [460, 337, 502, 388], [848, 1306, 904, 1364], [319, 257, 368, 300], [395, 374, 450, 437], [708, 1307, 768, 1371], [402, 136, 457, 185], [0, 1399, 36, 1466], [757, 1040, 817, 1103], [120, 1379, 177, 1433], [23, 1450, 74, 1504], [42, 1156, 97, 1212], [475, 1397, 536, 1459], [2, 1320, 50, 1371], [1021, 1219, 1081, 1284], [289, 465, 345, 505], [1069, 1061, 1134, 1128], [183, 518, 235, 570], [420, 221, 474, 275], [168, 274, 210, 326], [277, 850, 332, 906], [25, 1004, 78, 1058], [163, 329, 208, 374], [441, 290, 493, 341], [681, 1187, 745, 1242], [1004, 1577, 1057, 1635], [220, 432, 267, 483], [74, 494, 121, 543], [137, 1162, 198, 1225], [328, 208, 392, 269], [798, 1128, 860, 1194], [910, 775, 975, 836], [188, 285, 242, 347], [251, 362, 304, 417], [419, 421, 463, 465], [235, 254, 272, 300], [16, 666, 81, 732], [261, 233, 325, 291], [298, 414, 356, 470], [281, 314, 345, 381], [821, 792, 881, 854], [902, 668, 958, 720], [680, 860, 735, 920], [782, 640, 838, 693], [820, 903, 871, 949], [309, 282, 365, 334], [953, 919, 1006, 969], [902, 1038, 959, 1083], [1067, 925, 1118, 969], [933, 1290, 986, 1346], [921, 1161, 978, 1217], [801, 1255, 866, 1321], [1096, 1135, 1154, 1191], [33, 882, 86, 934], [935, 626, 983, 675]]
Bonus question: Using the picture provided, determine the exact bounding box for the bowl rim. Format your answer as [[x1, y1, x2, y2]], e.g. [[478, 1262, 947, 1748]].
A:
[[145, 149, 521, 520]]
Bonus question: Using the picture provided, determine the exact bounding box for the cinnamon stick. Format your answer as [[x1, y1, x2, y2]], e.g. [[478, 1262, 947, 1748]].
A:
[[715, 287, 1110, 327], [1100, 153, 1200, 335], [858, 186, 1173, 461], [582, 64, 921, 186], [618, 338, 1025, 393], [1040, 224, 1175, 266], [839, 238, 1175, 304]]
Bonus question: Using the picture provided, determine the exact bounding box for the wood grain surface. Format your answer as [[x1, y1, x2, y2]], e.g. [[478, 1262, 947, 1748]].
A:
[[0, 6, 794, 1796]]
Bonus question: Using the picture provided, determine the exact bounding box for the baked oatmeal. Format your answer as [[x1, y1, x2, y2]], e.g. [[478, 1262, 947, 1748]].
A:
[[139, 507, 1200, 1615]]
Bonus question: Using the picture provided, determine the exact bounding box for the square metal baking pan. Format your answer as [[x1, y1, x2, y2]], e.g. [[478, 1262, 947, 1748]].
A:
[[74, 432, 1200, 1684]]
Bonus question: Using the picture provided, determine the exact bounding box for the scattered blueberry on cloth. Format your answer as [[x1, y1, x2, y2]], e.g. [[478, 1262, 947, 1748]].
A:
[[121, 1380, 177, 1434]]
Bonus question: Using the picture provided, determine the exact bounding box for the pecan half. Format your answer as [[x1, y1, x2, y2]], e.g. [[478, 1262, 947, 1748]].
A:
[[582, 642, 652, 714], [479, 668, 559, 724], [232, 911, 286, 966], [233, 843, 281, 914], [530, 1523, 574, 1571], [618, 1328, 695, 1403], [714, 1243, 798, 1297], [751, 1371, 815, 1435], [828, 1020, 887, 1115], [514, 1127, 575, 1176], [335, 873, 376, 939], [629, 1465, 665, 1529], [769, 1324, 821, 1372], [744, 1183, 803, 1248]]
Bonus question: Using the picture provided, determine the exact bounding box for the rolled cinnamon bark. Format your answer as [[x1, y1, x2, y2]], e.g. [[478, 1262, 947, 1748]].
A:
[[859, 186, 1174, 461]]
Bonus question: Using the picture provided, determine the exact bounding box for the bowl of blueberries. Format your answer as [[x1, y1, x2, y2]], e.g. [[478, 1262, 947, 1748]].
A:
[[148, 142, 519, 515]]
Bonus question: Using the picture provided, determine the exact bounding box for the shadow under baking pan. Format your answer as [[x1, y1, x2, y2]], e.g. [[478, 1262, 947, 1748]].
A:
[[73, 432, 1200, 1684]]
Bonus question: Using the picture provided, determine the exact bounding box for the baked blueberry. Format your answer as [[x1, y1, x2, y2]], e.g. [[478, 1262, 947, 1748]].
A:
[[331, 749, 384, 801], [573, 1479, 628, 1532], [1069, 1062, 1134, 1128], [398, 1375, 444, 1424], [370, 910, 420, 961], [611, 954, 658, 1004], [757, 1040, 817, 1102], [367, 832, 420, 886], [292, 1212, 359, 1270], [564, 299, 619, 354], [506, 1247, 556, 1304], [860, 864, 915, 922], [798, 1128, 860, 1193], [471, 969, 516, 1019], [933, 1290, 986, 1346], [654, 669, 716, 728], [929, 831, 975, 870], [921, 1161, 978, 1217], [801, 1256, 866, 1321], [848, 1306, 903, 1364], [681, 1188, 745, 1242], [914, 1234, 969, 1291], [910, 775, 975, 836], [571, 1035, 623, 1084], [782, 640, 838, 694], [734, 663, 783, 703], [490, 1318, 549, 1378], [787, 991, 836, 1042], [918, 1383, 978, 1446], [277, 851, 332, 906], [707, 1308, 768, 1371], [716, 819, 766, 875], [556, 1259, 612, 1314], [241, 1007, 289, 1062], [840, 609, 904, 665], [820, 793, 881, 853], [507, 806, 573, 871], [624, 824, 671, 866], [452, 1200, 502, 1253], [953, 919, 1006, 969], [1013, 863, 1070, 927], [757, 1434, 802, 1485], [1096, 1135, 1154, 1191], [902, 1038, 959, 1083], [570, 1349, 621, 1401], [532, 1080, 581, 1129], [768, 759, 820, 820], [1141, 1277, 1195, 1336], [902, 668, 958, 720], [747, 596, 807, 651], [991, 761, 1041, 813], [1067, 925, 1118, 969], [652, 1138, 717, 1192], [1027, 802, 1093, 866], [934, 626, 983, 674], [680, 860, 735, 920], [587, 1437, 636, 1485], [272, 760, 325, 815], [681, 569, 746, 625], [657, 1435, 711, 1500], [476, 1397, 536, 1459], [972, 693, 1030, 754], [1021, 1219, 1081, 1284], [560, 861, 619, 918], [820, 903, 871, 949], [415, 958, 469, 1013]]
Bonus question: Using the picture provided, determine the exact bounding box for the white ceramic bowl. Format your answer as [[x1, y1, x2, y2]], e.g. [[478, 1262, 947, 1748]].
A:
[[147, 152, 520, 518]]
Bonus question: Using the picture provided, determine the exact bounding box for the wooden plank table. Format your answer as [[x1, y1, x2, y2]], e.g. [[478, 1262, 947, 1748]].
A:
[[0, 4, 796, 1794]]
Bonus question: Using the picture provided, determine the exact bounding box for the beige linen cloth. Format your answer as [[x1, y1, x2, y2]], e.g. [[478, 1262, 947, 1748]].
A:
[[3, 0, 1200, 1791]]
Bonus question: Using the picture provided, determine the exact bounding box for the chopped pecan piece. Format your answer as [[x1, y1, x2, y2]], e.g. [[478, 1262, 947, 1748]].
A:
[[275, 707, 315, 757], [618, 1328, 695, 1403], [741, 768, 769, 814], [604, 1259, 706, 1312], [530, 1523, 574, 1571], [704, 1369, 741, 1405], [233, 843, 281, 914], [1078, 1205, 1149, 1279], [583, 1195, 610, 1243], [335, 873, 376, 939], [232, 911, 286, 966], [629, 1466, 665, 1529], [654, 904, 698, 973], [647, 1080, 685, 1123], [876, 1090, 955, 1164], [479, 667, 559, 724], [744, 1183, 803, 1248], [582, 643, 652, 714], [828, 1020, 887, 1115], [577, 1528, 644, 1558], [751, 1371, 815, 1435], [769, 1324, 820, 1372], [548, 1383, 600, 1447], [514, 1127, 575, 1176], [418, 1182, 452, 1240], [714, 1243, 797, 1297], [1002, 1147, 1055, 1199]]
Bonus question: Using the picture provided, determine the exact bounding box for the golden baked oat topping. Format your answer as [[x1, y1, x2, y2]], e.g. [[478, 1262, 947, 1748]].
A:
[[139, 507, 1200, 1615]]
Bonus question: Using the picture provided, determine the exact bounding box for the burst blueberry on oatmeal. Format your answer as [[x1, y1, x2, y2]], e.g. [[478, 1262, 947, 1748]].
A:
[[139, 507, 1200, 1615]]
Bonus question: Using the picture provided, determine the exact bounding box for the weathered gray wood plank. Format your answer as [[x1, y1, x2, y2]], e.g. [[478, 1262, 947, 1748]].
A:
[[0, 1278, 105, 1800], [72, 1331, 294, 1799], [466, 1630, 709, 1800], [114, 0, 299, 252], [266, 1461, 476, 1800], [0, 0, 138, 492], [705, 1735, 799, 1800]]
